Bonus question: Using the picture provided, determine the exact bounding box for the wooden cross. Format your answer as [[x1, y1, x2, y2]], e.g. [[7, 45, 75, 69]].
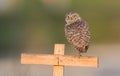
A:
[[21, 44, 98, 76]]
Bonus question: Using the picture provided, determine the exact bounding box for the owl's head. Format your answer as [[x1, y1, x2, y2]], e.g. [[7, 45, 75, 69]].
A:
[[65, 12, 81, 25]]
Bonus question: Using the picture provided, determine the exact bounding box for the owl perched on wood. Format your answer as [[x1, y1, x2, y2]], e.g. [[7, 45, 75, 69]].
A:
[[65, 12, 90, 55]]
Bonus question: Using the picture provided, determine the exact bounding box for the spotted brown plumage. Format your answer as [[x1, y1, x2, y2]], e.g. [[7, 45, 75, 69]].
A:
[[65, 12, 90, 55]]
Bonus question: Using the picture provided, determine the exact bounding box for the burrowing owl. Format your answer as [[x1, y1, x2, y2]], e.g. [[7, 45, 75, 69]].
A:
[[65, 12, 90, 55]]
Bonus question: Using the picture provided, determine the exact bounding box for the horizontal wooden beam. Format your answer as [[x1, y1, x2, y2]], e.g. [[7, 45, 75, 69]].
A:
[[59, 56, 98, 67], [21, 54, 58, 65], [21, 54, 98, 67]]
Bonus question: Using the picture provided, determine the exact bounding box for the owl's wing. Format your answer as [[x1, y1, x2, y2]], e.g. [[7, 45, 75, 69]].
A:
[[65, 21, 90, 52]]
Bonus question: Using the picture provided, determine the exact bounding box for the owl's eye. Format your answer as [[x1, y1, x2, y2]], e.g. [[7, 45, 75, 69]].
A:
[[73, 15, 77, 18], [67, 16, 70, 19]]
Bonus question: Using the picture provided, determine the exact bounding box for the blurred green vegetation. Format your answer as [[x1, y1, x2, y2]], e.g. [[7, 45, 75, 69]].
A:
[[0, 0, 120, 50]]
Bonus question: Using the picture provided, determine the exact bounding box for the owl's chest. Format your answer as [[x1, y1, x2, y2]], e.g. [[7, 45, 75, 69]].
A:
[[65, 24, 83, 35]]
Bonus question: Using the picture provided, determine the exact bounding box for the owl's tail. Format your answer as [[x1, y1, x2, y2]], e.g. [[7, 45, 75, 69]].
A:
[[73, 45, 88, 53]]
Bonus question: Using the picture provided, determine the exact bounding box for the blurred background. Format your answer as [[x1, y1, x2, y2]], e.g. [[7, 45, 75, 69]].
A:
[[0, 0, 120, 76]]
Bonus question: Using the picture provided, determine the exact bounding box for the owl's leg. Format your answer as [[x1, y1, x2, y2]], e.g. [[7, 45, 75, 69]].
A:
[[73, 50, 81, 58], [76, 49, 82, 56], [78, 51, 82, 56], [73, 46, 81, 56], [75, 50, 82, 56]]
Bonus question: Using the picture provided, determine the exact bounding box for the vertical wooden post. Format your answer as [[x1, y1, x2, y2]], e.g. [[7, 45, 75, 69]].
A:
[[53, 44, 65, 76]]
